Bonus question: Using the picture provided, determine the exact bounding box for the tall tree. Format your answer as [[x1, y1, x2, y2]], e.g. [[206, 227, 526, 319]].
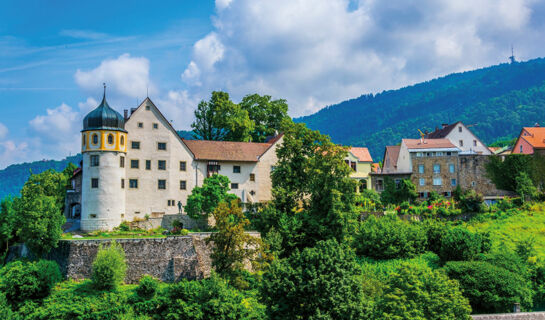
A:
[[0, 197, 16, 256], [240, 94, 290, 142], [185, 174, 238, 219]]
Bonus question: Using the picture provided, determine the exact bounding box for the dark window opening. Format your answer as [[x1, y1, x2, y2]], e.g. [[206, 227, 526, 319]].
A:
[[91, 178, 99, 188]]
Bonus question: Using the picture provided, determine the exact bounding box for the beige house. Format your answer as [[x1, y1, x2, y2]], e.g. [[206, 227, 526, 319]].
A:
[[344, 147, 373, 192], [72, 95, 283, 231]]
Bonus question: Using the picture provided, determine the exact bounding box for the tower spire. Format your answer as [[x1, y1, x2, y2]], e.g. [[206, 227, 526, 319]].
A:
[[103, 82, 106, 100]]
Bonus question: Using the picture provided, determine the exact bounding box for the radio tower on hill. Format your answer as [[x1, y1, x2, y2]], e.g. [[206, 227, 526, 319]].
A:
[[509, 45, 517, 64]]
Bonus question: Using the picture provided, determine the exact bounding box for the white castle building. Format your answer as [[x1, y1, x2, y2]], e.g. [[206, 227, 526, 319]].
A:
[[67, 92, 282, 231]]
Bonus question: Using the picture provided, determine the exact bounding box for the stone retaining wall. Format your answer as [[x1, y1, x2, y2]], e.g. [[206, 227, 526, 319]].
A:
[[472, 312, 545, 319]]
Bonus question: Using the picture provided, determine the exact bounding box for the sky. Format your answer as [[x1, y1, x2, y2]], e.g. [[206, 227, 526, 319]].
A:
[[1, 0, 545, 169]]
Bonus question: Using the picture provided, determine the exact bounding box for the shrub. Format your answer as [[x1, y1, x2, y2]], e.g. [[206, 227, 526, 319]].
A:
[[455, 188, 484, 213], [354, 215, 427, 259], [438, 227, 490, 262], [444, 260, 534, 313], [262, 239, 367, 319], [117, 221, 130, 232], [91, 240, 127, 291], [136, 275, 159, 299], [0, 259, 62, 305], [375, 263, 471, 319]]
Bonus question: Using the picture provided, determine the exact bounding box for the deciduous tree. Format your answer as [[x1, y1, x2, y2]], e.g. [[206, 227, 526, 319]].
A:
[[185, 174, 238, 219]]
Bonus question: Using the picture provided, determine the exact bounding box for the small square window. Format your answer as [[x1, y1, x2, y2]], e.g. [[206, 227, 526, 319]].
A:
[[91, 178, 99, 188], [419, 178, 425, 186], [120, 156, 125, 168], [138, 122, 143, 128], [449, 164, 455, 173], [231, 183, 238, 189], [418, 164, 424, 174], [458, 126, 462, 132], [146, 160, 151, 170], [153, 123, 158, 129], [90, 155, 100, 167], [158, 179, 166, 190], [131, 159, 139, 169], [90, 214, 97, 218], [158, 142, 167, 150], [129, 179, 138, 188], [473, 140, 477, 147], [433, 178, 442, 186], [146, 105, 151, 110], [131, 141, 140, 149], [250, 173, 255, 181], [180, 161, 186, 171], [180, 180, 187, 190], [433, 164, 441, 173], [451, 179, 457, 186], [233, 165, 241, 173], [459, 140, 464, 147], [158, 160, 166, 170], [121, 179, 125, 189]]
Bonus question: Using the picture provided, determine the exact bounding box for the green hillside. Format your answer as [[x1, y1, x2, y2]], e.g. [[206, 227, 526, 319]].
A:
[[296, 58, 545, 160], [0, 154, 81, 201]]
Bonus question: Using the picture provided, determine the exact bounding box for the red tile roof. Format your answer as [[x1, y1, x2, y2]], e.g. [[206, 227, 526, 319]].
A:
[[403, 138, 456, 149], [520, 127, 545, 149], [350, 147, 373, 162], [183, 139, 274, 162], [371, 163, 380, 173]]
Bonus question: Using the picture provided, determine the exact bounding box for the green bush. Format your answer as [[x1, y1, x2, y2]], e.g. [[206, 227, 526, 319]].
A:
[[375, 263, 471, 319], [0, 259, 62, 306], [355, 215, 427, 259], [454, 188, 485, 213], [444, 260, 534, 313], [91, 240, 127, 291], [438, 227, 490, 262], [0, 292, 13, 319], [136, 275, 159, 299]]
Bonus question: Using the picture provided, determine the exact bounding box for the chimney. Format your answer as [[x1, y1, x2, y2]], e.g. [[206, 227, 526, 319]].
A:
[[124, 109, 128, 121], [442, 123, 448, 128], [130, 108, 137, 115]]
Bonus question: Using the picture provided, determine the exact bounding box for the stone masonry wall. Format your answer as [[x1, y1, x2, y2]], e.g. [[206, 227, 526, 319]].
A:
[[457, 155, 513, 198], [472, 312, 545, 319]]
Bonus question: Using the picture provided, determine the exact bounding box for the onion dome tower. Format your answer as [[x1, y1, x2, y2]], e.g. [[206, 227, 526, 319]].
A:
[[81, 84, 127, 231]]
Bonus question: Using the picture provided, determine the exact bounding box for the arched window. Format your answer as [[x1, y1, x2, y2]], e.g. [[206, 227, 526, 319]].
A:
[[82, 134, 86, 146], [108, 134, 114, 145], [92, 134, 98, 145], [120, 136, 125, 146]]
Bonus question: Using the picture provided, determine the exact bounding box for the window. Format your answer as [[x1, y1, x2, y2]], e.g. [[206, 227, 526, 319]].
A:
[[91, 178, 99, 188], [446, 152, 452, 156], [146, 160, 151, 170], [350, 162, 357, 171], [90, 214, 97, 218], [121, 179, 125, 189], [120, 156, 125, 168], [158, 142, 167, 150], [138, 122, 143, 128], [120, 136, 124, 146], [153, 123, 158, 129], [158, 179, 166, 190], [131, 159, 139, 169], [131, 141, 140, 149], [146, 105, 151, 110], [250, 173, 255, 182], [168, 200, 175, 206], [250, 190, 256, 196], [107, 134, 114, 145], [231, 183, 239, 189], [92, 134, 98, 145], [473, 140, 477, 147], [180, 161, 186, 171], [180, 180, 187, 190], [375, 179, 384, 191], [458, 126, 462, 132], [520, 145, 523, 153], [394, 179, 401, 189], [90, 155, 99, 167], [433, 164, 440, 173], [129, 179, 138, 188], [433, 178, 442, 186], [444, 191, 452, 197], [451, 179, 457, 186], [416, 152, 423, 157], [471, 181, 476, 187], [418, 164, 424, 174], [436, 151, 443, 156], [233, 165, 241, 173], [459, 140, 464, 147], [419, 178, 425, 186], [82, 134, 86, 146], [449, 164, 455, 173], [158, 160, 166, 170]]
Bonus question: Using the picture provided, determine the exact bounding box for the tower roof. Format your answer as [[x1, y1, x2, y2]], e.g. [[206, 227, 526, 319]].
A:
[[82, 88, 126, 132]]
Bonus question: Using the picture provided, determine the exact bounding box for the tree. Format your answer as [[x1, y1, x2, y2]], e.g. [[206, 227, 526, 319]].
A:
[[380, 178, 418, 205], [91, 240, 127, 291], [191, 91, 254, 141], [13, 170, 67, 256], [185, 174, 238, 219], [270, 121, 358, 254], [261, 239, 366, 320], [438, 227, 490, 262], [485, 154, 533, 192], [453, 188, 484, 213], [444, 260, 534, 313], [375, 264, 471, 319], [239, 94, 290, 142], [0, 197, 16, 256], [207, 200, 270, 287], [516, 171, 537, 202]]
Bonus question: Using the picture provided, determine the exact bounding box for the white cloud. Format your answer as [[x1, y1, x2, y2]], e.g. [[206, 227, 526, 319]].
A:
[[75, 53, 155, 99], [181, 0, 542, 116], [155, 90, 200, 130], [0, 140, 29, 169], [59, 29, 109, 40]]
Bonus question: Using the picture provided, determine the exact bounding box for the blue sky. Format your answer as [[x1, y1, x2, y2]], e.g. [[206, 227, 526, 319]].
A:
[[1, 0, 545, 168]]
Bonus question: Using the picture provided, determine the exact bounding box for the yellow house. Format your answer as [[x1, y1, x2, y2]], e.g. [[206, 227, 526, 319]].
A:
[[345, 147, 373, 192]]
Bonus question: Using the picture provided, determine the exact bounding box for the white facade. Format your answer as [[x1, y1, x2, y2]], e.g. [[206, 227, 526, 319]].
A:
[[441, 123, 491, 155]]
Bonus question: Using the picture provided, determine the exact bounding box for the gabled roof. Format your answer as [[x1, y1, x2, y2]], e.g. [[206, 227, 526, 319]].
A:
[[519, 127, 545, 149], [349, 147, 373, 162], [382, 145, 400, 172], [183, 139, 275, 162], [403, 138, 457, 150], [424, 122, 460, 139]]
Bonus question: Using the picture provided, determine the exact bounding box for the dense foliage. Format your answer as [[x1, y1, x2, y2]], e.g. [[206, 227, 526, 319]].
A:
[[185, 174, 238, 219], [297, 58, 545, 160], [91, 241, 127, 291], [438, 227, 491, 262], [380, 178, 418, 205]]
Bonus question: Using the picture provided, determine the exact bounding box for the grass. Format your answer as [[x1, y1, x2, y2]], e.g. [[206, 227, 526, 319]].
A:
[[358, 252, 441, 279], [466, 202, 545, 258]]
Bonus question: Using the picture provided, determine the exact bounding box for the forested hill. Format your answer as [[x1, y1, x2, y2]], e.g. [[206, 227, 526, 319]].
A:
[[296, 57, 545, 161], [0, 154, 81, 201]]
